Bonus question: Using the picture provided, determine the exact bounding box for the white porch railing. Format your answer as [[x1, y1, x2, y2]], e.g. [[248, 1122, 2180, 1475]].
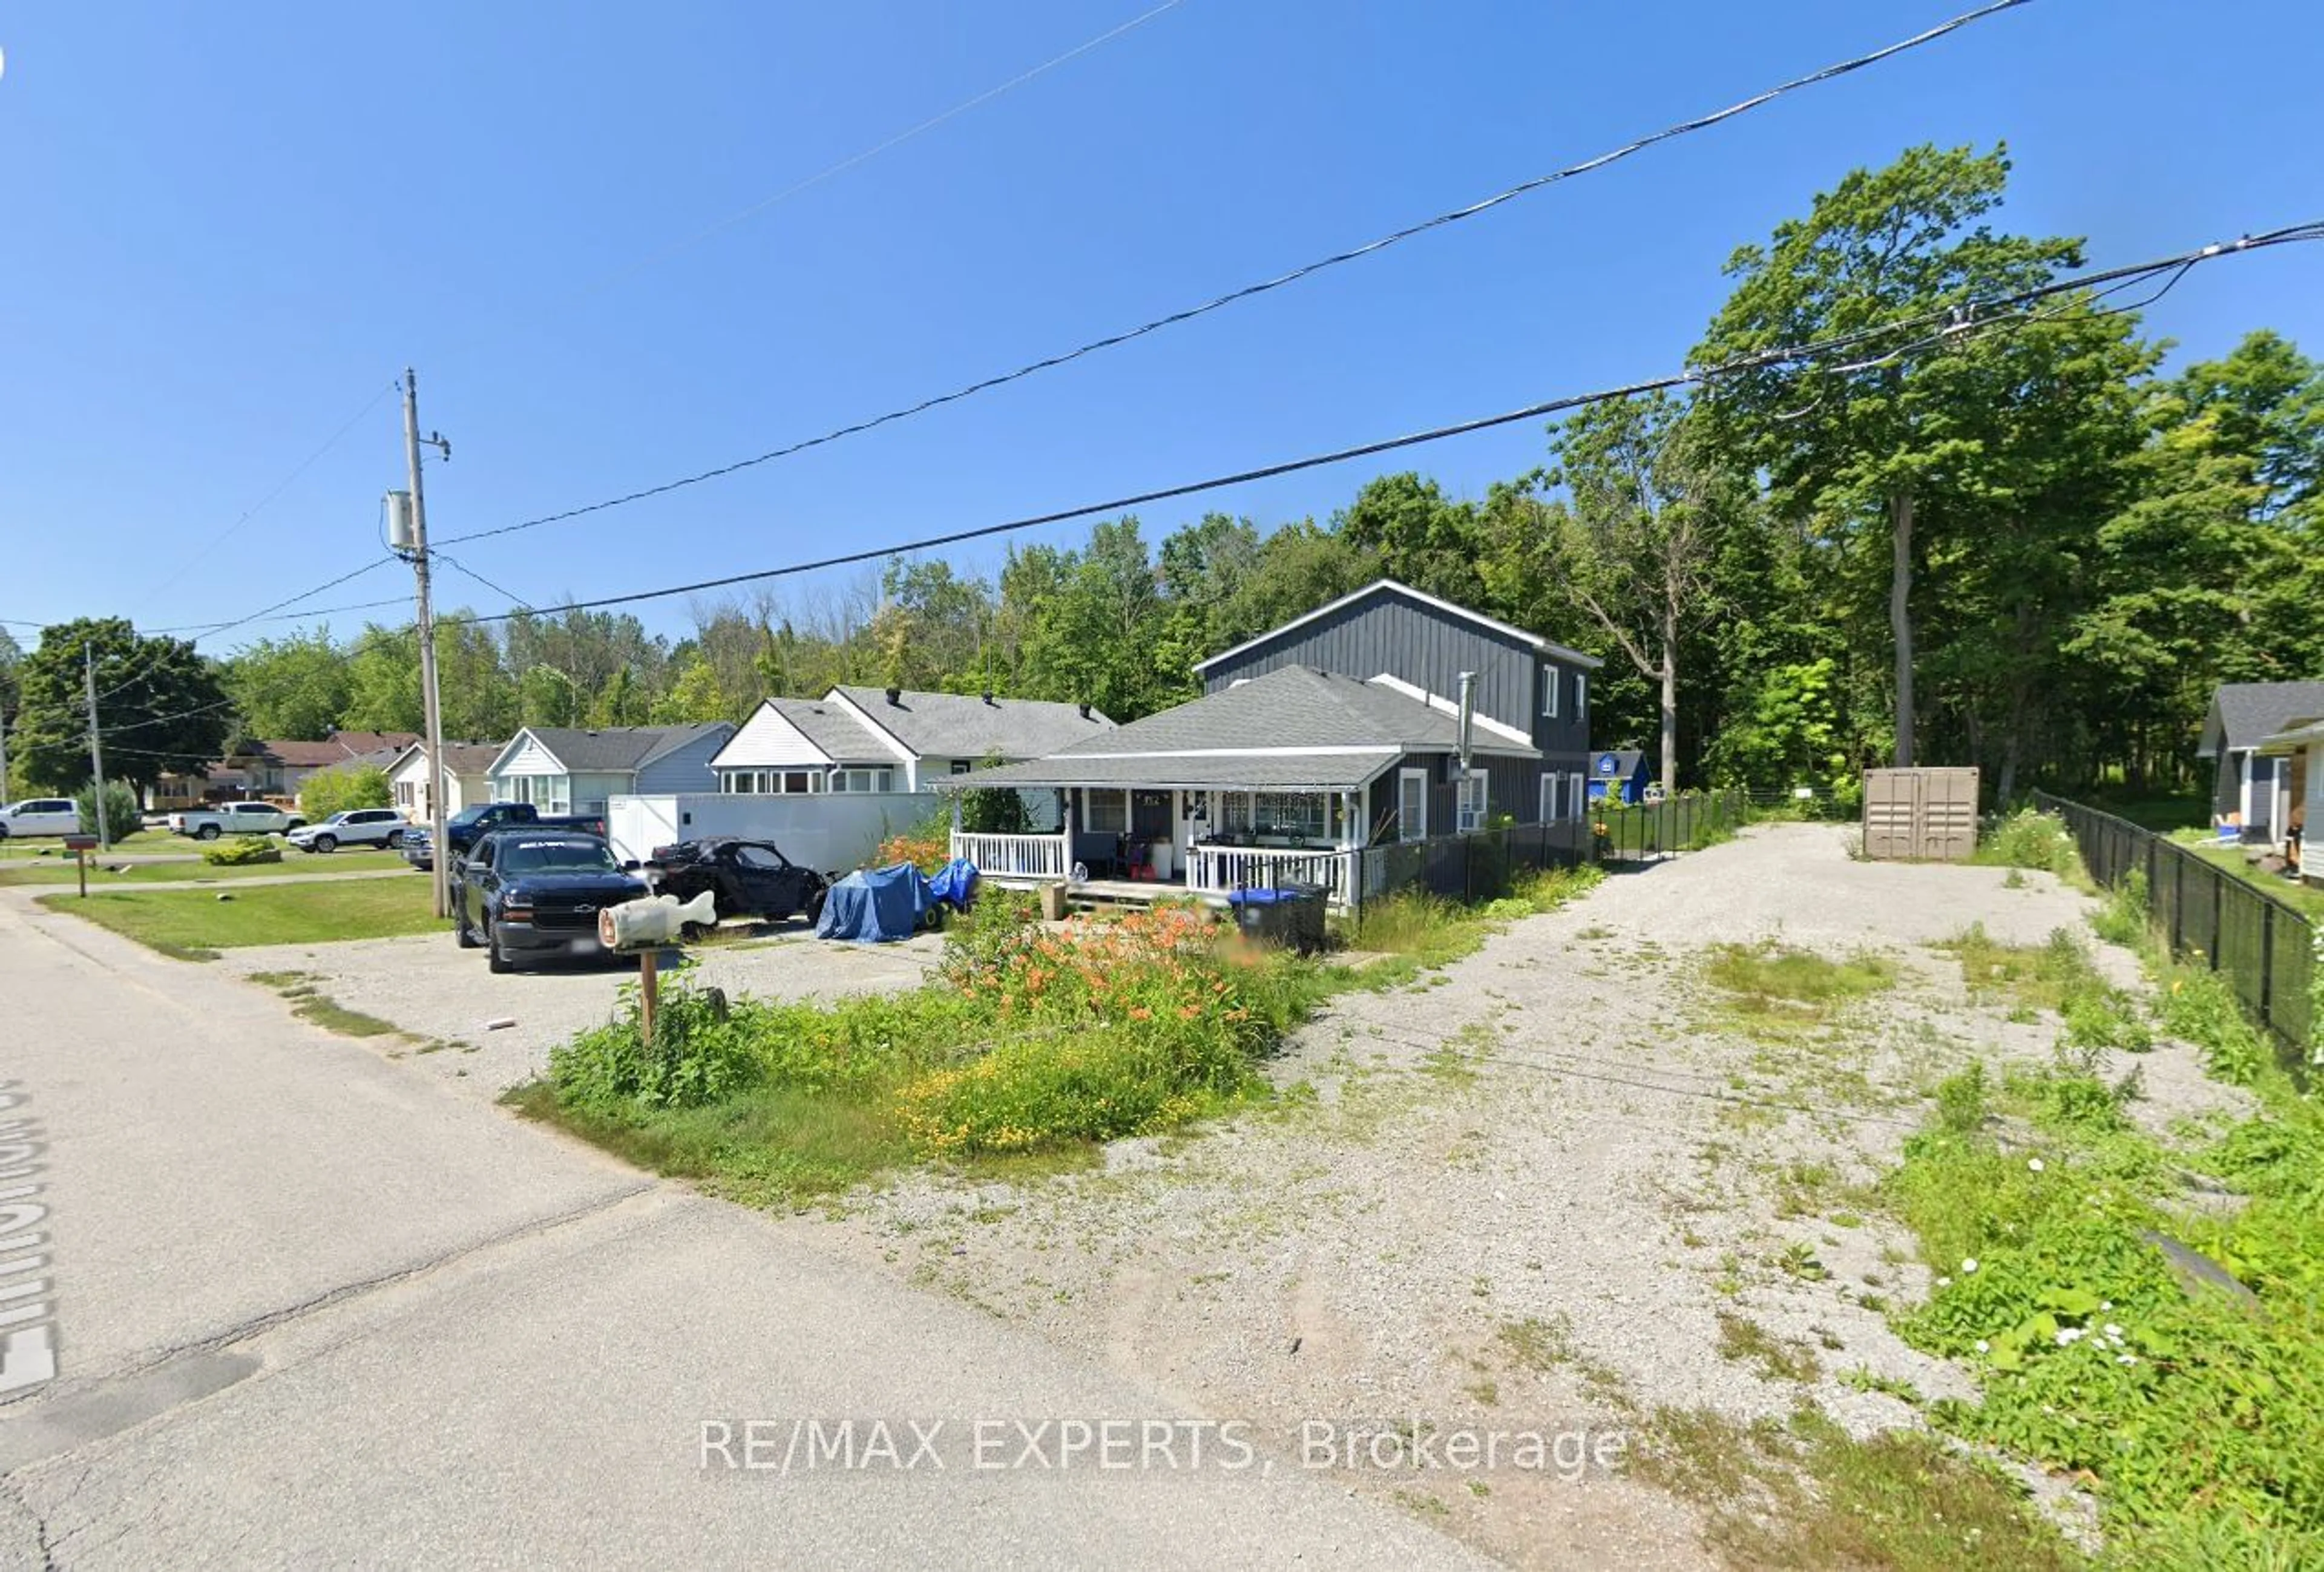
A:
[[953, 830, 1069, 880], [1187, 843, 1359, 912]]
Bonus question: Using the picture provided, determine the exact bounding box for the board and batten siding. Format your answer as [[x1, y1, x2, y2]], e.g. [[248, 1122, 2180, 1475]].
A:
[[495, 734, 565, 778], [634, 726, 733, 796], [1203, 589, 1595, 821]]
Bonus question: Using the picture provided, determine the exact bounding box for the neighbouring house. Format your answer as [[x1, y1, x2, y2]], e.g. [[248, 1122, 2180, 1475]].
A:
[[2252, 720, 2324, 880], [2197, 682, 2324, 843], [934, 579, 1601, 909], [386, 741, 505, 821], [149, 730, 419, 809], [709, 686, 1114, 795], [485, 723, 735, 820], [1584, 749, 1653, 806]]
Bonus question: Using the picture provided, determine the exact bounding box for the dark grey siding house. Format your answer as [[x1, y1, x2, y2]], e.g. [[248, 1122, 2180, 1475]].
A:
[[2197, 681, 2324, 841], [1193, 580, 1601, 837]]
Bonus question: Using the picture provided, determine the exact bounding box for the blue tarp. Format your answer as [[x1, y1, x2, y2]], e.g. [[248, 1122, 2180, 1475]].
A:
[[927, 857, 980, 910], [815, 863, 930, 944]]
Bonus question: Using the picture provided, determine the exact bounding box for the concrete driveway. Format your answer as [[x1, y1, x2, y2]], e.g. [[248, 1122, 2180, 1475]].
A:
[[0, 895, 1478, 1568]]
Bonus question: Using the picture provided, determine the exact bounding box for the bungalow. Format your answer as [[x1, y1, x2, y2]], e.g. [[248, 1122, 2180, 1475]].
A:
[[2197, 682, 2324, 843], [485, 723, 734, 819], [1585, 749, 1653, 806], [149, 729, 419, 809], [710, 686, 1114, 795], [937, 579, 1601, 909], [386, 740, 504, 821]]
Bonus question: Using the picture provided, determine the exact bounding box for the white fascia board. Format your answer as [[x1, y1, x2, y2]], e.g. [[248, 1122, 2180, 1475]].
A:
[[1364, 674, 1535, 748]]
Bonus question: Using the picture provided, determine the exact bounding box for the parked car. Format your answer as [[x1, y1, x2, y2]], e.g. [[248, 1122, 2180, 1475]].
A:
[[439, 801, 608, 863], [168, 801, 306, 841], [454, 829, 648, 974], [642, 838, 830, 926], [287, 808, 410, 854], [0, 798, 80, 839], [399, 825, 435, 872]]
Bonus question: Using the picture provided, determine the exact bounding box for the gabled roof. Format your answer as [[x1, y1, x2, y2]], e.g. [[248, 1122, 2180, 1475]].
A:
[[2201, 682, 2324, 757], [245, 731, 421, 769], [1594, 749, 1649, 777], [771, 698, 896, 763], [830, 686, 1114, 760], [495, 723, 732, 775], [387, 740, 507, 778], [939, 665, 1535, 792], [1190, 579, 1603, 674]]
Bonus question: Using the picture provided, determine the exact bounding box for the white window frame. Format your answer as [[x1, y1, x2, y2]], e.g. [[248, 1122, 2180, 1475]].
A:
[[1576, 673, 1589, 723], [1541, 665, 1560, 719], [1569, 772, 1585, 821], [1397, 768, 1429, 843], [1457, 771, 1488, 833], [1539, 772, 1559, 824]]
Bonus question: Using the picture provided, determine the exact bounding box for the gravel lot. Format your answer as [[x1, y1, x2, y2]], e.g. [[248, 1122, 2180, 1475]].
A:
[[218, 926, 947, 1100], [806, 823, 2251, 1567]]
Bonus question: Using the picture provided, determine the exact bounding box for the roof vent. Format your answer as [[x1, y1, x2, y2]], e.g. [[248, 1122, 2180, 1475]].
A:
[[885, 687, 901, 705]]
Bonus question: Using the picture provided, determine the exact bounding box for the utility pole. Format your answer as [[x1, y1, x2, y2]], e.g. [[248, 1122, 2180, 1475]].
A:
[[400, 368, 453, 921], [83, 645, 111, 849]]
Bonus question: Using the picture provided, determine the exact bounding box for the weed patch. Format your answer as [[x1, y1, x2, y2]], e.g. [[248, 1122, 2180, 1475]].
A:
[[1705, 941, 1894, 1033]]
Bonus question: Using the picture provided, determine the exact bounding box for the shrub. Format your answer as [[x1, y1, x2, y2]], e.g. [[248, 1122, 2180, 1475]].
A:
[[549, 971, 770, 1111], [202, 835, 281, 866], [298, 762, 392, 822], [876, 807, 953, 875], [2159, 967, 2269, 1085], [74, 780, 145, 843], [2090, 869, 2150, 948], [1978, 807, 2077, 877]]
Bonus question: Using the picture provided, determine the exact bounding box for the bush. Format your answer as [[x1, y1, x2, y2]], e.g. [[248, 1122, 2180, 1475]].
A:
[[1977, 807, 2078, 877], [74, 780, 145, 843], [876, 807, 952, 875], [298, 762, 392, 822], [550, 971, 769, 1111], [203, 835, 281, 866]]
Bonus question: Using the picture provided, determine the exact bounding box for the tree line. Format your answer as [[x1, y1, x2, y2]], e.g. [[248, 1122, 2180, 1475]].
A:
[[4, 144, 2319, 806]]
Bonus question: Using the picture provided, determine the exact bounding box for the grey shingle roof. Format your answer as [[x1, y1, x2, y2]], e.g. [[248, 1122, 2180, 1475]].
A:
[[2202, 682, 2324, 756], [937, 666, 1534, 793], [521, 724, 730, 772], [833, 686, 1114, 760], [771, 699, 895, 762]]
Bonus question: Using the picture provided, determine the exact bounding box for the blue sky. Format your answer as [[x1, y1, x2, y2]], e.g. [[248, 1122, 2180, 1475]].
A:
[[3, 1, 2319, 654]]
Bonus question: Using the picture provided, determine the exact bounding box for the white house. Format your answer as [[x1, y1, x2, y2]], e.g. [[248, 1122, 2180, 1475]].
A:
[[386, 741, 504, 820], [710, 686, 1112, 795], [2198, 681, 2324, 843], [486, 723, 735, 818]]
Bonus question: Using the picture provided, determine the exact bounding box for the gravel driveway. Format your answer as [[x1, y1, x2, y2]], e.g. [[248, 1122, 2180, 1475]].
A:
[[218, 927, 947, 1100], [810, 823, 2247, 1567]]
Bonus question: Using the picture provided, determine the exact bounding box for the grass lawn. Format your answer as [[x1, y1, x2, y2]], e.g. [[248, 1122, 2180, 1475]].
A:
[[2168, 834, 2324, 921], [2074, 786, 2207, 833], [0, 835, 165, 860], [38, 877, 448, 960], [0, 849, 410, 887]]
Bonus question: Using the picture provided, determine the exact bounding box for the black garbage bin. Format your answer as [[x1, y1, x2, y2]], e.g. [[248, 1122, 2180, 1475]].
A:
[[1227, 881, 1327, 954]]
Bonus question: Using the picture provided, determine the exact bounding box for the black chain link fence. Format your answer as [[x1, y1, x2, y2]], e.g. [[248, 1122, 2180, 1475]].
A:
[[2034, 790, 2312, 1065], [1352, 789, 1749, 906]]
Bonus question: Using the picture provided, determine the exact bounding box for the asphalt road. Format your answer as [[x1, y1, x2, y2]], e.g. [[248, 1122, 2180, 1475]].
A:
[[0, 893, 1480, 1569]]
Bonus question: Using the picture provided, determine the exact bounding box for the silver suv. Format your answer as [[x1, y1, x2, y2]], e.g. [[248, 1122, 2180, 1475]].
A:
[[287, 808, 410, 854]]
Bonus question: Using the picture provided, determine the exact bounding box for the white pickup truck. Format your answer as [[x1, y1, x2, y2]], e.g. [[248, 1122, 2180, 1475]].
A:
[[168, 801, 307, 841]]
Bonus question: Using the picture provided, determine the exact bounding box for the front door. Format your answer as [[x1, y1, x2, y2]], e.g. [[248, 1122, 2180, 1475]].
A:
[[2250, 756, 2276, 838]]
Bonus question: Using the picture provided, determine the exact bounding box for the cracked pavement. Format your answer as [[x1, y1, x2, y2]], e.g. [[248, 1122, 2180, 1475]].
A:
[[0, 892, 1480, 1568]]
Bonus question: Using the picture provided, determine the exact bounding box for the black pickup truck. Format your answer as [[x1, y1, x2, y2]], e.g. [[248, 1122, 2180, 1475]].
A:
[[454, 827, 647, 973], [439, 801, 607, 863]]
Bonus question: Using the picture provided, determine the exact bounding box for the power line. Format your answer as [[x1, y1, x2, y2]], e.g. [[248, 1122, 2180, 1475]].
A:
[[433, 0, 2037, 550], [405, 224, 2321, 631], [575, 0, 1190, 300], [434, 554, 536, 616], [133, 380, 401, 612]]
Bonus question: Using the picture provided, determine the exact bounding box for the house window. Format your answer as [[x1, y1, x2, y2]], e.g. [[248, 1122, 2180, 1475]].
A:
[[950, 759, 974, 775], [1569, 772, 1585, 821], [828, 768, 893, 794], [1252, 792, 1327, 841], [1084, 791, 1127, 834], [1541, 666, 1560, 719], [1539, 772, 1559, 824], [1397, 768, 1429, 843], [1576, 673, 1589, 723], [1457, 772, 1489, 832]]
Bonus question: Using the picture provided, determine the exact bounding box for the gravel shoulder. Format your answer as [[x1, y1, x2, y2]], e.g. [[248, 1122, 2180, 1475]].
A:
[[806, 823, 2250, 1567], [214, 927, 949, 1100]]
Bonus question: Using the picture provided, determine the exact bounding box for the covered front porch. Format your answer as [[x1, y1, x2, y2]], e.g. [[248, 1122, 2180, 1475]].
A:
[[948, 783, 1379, 912]]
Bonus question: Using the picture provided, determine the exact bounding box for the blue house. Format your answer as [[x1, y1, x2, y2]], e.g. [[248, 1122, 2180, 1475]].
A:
[[1585, 749, 1652, 806]]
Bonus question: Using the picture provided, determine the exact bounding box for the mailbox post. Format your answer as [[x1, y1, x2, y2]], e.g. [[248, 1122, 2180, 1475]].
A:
[[63, 833, 97, 898], [596, 889, 716, 1047]]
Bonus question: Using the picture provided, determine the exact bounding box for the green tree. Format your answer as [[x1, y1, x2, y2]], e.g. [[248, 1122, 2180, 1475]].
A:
[[1336, 474, 1482, 606], [519, 665, 582, 728], [222, 631, 353, 740], [652, 656, 734, 723], [10, 619, 231, 792], [1696, 143, 2079, 768], [298, 762, 393, 821]]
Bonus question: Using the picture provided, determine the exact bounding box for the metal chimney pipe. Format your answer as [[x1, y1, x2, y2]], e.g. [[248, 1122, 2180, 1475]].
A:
[[1456, 671, 1475, 773]]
